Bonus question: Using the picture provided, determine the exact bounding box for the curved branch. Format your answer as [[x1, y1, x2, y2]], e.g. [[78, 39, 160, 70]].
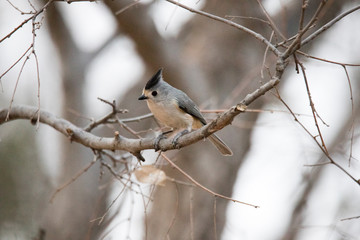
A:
[[0, 66, 283, 156], [0, 105, 148, 152]]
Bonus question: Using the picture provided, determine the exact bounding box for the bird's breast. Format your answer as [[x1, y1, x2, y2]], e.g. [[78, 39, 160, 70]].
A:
[[147, 99, 193, 130]]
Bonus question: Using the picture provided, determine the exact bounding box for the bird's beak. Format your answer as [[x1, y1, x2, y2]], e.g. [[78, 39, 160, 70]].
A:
[[138, 94, 148, 100]]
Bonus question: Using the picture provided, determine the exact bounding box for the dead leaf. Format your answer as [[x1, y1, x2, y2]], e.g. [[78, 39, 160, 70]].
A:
[[134, 165, 166, 186]]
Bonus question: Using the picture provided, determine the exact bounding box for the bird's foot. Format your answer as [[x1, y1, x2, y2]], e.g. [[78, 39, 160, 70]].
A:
[[172, 130, 189, 149], [154, 130, 172, 151], [154, 134, 166, 152]]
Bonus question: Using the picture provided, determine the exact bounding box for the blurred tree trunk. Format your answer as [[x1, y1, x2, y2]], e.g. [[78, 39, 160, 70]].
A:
[[41, 3, 107, 240], [0, 121, 49, 239]]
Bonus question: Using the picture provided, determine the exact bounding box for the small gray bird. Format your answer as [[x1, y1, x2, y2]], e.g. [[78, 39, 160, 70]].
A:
[[138, 68, 233, 156]]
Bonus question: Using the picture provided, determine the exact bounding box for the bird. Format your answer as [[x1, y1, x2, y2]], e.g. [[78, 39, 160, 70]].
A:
[[138, 68, 233, 156]]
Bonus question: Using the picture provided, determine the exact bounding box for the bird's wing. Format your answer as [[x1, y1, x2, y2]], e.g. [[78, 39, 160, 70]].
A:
[[175, 91, 207, 125]]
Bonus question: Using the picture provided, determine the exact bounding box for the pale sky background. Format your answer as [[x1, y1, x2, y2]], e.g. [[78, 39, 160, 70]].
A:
[[0, 1, 359, 240]]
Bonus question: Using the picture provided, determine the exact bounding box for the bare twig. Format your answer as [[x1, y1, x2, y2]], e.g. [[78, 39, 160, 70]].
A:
[[213, 197, 218, 240], [189, 187, 194, 240], [32, 36, 41, 128], [298, 61, 328, 153], [164, 182, 179, 239], [274, 88, 360, 185], [6, 55, 31, 121], [342, 66, 355, 166], [201, 108, 312, 117], [261, 31, 275, 79], [282, 0, 328, 59], [83, 98, 128, 132], [93, 177, 129, 225], [301, 5, 360, 47], [6, 0, 32, 14], [160, 153, 259, 208], [0, 0, 55, 43], [50, 153, 99, 203], [165, 0, 281, 57], [299, 0, 309, 32], [120, 113, 154, 123], [341, 215, 360, 221], [115, 0, 141, 15], [256, 0, 286, 40], [5, 6, 45, 125], [224, 15, 271, 27], [0, 45, 32, 81]]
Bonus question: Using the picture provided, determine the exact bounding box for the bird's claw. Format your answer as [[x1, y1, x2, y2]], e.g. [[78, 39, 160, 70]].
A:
[[154, 133, 166, 152], [172, 130, 189, 149]]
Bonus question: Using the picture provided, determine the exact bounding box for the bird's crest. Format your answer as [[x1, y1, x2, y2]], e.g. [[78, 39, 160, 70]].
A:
[[145, 68, 163, 90]]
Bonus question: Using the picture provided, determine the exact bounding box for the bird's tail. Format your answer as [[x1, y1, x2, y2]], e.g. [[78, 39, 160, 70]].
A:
[[208, 134, 233, 156]]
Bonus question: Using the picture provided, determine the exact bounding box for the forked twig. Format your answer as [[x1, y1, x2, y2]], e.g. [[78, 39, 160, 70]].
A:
[[0, 0, 55, 43], [301, 4, 360, 47], [274, 88, 360, 185]]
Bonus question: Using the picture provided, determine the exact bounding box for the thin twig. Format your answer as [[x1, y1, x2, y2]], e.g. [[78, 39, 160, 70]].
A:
[[164, 182, 179, 239], [84, 98, 128, 132], [303, 162, 331, 167], [189, 187, 194, 240], [256, 0, 286, 40], [0, 45, 32, 80], [50, 154, 99, 203], [93, 177, 129, 225], [161, 153, 259, 208], [301, 5, 360, 47], [165, 0, 280, 56], [6, 0, 30, 14], [261, 31, 275, 79], [115, 0, 141, 15], [6, 55, 31, 121], [0, 0, 55, 43], [213, 197, 218, 240], [341, 215, 360, 221], [225, 15, 271, 26], [32, 46, 41, 128], [120, 113, 154, 123], [299, 0, 308, 32], [298, 61, 328, 153], [342, 66, 355, 166], [283, 0, 328, 58], [274, 88, 360, 185], [301, 53, 360, 67]]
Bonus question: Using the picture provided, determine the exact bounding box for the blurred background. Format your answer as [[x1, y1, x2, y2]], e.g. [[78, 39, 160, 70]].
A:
[[0, 0, 360, 239]]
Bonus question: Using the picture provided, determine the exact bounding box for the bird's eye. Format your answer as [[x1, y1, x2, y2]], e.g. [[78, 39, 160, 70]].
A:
[[151, 91, 158, 96]]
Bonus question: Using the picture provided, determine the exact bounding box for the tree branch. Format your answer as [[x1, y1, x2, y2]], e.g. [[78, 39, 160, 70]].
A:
[[0, 64, 284, 157]]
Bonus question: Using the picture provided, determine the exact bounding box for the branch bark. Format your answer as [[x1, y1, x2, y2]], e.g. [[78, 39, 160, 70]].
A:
[[0, 64, 284, 157]]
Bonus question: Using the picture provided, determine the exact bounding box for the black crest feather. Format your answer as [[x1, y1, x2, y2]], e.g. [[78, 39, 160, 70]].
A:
[[145, 68, 163, 89]]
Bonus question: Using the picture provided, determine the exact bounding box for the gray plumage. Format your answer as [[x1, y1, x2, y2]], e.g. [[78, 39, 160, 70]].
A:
[[139, 69, 233, 156]]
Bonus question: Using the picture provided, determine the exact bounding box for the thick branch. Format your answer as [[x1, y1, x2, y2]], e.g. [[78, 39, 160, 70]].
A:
[[0, 68, 283, 156]]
